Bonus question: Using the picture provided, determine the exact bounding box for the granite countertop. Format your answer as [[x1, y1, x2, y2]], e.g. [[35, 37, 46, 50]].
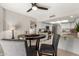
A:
[[61, 33, 78, 39]]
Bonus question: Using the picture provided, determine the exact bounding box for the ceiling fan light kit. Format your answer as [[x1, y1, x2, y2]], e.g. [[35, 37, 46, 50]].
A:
[[32, 6, 38, 10], [27, 3, 48, 12]]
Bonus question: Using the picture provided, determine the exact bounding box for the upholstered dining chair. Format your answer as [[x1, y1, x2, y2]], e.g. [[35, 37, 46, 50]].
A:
[[39, 34, 60, 56]]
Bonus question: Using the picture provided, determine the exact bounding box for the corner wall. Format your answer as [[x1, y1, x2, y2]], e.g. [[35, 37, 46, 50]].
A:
[[0, 6, 37, 56]]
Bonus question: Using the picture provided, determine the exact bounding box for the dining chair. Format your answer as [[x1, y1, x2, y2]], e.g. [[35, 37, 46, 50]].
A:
[[25, 40, 38, 56], [39, 34, 60, 56]]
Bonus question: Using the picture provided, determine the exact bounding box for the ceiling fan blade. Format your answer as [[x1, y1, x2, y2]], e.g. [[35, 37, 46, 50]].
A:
[[27, 8, 32, 12], [37, 6, 48, 10], [31, 3, 37, 6], [34, 3, 37, 5]]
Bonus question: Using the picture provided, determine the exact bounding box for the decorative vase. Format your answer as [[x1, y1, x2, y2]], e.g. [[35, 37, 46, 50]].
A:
[[12, 30, 15, 39], [29, 28, 35, 34], [77, 32, 79, 37]]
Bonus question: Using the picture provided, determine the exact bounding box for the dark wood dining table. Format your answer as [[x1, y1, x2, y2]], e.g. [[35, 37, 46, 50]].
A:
[[18, 34, 46, 56]]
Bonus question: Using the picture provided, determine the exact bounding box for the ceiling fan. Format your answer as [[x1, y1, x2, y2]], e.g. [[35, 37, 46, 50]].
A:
[[27, 3, 48, 12]]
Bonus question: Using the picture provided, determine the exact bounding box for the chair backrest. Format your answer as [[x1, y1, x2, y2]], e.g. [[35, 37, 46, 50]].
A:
[[52, 34, 60, 50]]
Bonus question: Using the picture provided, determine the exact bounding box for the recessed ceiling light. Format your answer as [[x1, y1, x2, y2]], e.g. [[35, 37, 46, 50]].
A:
[[70, 16, 73, 18], [50, 20, 69, 24], [49, 15, 56, 18]]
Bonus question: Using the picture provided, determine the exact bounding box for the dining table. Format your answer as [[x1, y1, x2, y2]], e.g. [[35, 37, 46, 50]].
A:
[[18, 34, 46, 56]]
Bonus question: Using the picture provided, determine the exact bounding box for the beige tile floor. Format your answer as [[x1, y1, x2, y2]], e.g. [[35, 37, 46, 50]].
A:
[[57, 49, 79, 56], [37, 49, 79, 56]]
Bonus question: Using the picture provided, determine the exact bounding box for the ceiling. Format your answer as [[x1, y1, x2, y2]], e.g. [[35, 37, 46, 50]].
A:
[[1, 3, 79, 21]]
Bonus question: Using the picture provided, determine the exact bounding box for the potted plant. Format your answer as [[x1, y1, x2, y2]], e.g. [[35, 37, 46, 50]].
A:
[[75, 22, 79, 37]]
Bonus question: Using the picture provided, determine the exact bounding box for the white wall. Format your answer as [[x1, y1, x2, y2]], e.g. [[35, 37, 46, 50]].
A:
[[0, 6, 3, 32], [0, 6, 37, 56], [2, 8, 37, 39]]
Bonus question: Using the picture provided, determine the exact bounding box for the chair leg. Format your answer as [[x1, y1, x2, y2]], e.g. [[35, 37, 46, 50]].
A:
[[54, 51, 57, 56], [52, 53, 54, 56], [39, 53, 42, 56]]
